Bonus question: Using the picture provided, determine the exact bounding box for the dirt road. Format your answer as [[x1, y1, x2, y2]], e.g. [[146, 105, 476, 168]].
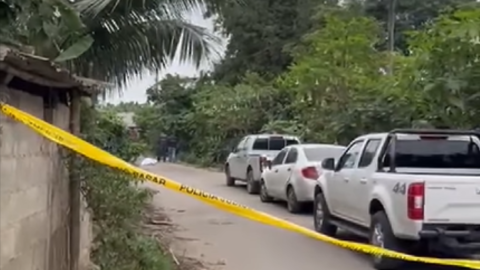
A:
[[143, 163, 468, 270]]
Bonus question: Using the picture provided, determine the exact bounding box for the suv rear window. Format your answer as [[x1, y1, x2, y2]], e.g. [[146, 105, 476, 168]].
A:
[[385, 139, 480, 168], [252, 137, 299, 151]]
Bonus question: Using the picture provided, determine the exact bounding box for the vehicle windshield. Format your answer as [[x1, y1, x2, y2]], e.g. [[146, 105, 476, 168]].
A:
[[252, 137, 300, 151], [385, 138, 480, 168], [304, 146, 344, 161]]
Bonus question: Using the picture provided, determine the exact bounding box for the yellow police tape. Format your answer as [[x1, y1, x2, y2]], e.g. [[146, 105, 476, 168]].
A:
[[1, 103, 479, 269]]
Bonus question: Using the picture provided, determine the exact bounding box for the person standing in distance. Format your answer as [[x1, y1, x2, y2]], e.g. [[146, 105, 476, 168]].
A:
[[156, 135, 168, 162]]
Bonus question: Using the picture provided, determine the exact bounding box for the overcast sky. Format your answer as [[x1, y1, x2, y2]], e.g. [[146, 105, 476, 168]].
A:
[[106, 9, 227, 104]]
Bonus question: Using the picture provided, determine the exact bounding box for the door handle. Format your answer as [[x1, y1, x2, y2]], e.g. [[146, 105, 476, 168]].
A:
[[343, 177, 349, 182], [274, 169, 278, 173], [287, 168, 291, 171], [360, 178, 367, 184]]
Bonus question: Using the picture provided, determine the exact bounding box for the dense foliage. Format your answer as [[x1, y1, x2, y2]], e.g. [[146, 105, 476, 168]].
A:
[[361, 0, 476, 53], [0, 0, 92, 60], [209, 0, 320, 84], [135, 2, 480, 167]]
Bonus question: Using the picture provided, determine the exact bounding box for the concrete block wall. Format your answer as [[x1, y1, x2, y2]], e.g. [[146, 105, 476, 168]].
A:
[[0, 87, 92, 270]]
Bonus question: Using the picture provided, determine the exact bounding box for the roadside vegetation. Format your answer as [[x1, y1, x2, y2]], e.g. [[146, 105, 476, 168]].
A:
[[76, 105, 173, 269], [131, 1, 480, 167]]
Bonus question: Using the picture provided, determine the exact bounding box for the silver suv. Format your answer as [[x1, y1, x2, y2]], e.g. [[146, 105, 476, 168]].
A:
[[225, 134, 300, 194]]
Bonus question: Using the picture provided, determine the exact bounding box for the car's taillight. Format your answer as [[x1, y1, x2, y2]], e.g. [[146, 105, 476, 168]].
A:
[[407, 182, 424, 220], [301, 166, 320, 180]]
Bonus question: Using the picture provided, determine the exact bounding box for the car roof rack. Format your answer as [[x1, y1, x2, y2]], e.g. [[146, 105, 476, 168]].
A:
[[389, 128, 480, 136]]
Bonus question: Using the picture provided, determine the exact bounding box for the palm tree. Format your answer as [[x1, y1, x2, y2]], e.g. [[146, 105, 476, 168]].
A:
[[70, 0, 226, 86], [1, 0, 228, 87]]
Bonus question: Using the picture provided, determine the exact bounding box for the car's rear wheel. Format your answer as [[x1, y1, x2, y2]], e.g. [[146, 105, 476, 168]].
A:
[[286, 186, 303, 213], [246, 169, 260, 194], [260, 179, 273, 202], [370, 211, 408, 270], [225, 165, 235, 187], [313, 192, 337, 236]]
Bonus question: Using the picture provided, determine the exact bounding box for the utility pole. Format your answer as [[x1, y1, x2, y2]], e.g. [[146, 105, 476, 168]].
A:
[[387, 0, 397, 75]]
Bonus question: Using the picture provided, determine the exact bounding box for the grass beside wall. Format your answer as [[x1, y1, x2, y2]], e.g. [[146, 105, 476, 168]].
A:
[[80, 160, 172, 270]]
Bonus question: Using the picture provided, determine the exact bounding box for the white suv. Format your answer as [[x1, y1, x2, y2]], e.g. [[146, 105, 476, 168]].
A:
[[225, 134, 300, 194]]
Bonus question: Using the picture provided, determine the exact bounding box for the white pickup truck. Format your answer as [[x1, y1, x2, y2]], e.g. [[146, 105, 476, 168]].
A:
[[224, 134, 300, 194], [313, 129, 480, 269]]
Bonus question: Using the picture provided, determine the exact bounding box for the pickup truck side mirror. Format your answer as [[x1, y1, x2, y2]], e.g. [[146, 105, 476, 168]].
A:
[[266, 160, 272, 170], [321, 158, 335, 170], [260, 157, 272, 170]]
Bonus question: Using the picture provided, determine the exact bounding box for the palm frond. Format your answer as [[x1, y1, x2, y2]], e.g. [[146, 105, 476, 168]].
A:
[[74, 0, 224, 19], [67, 0, 230, 88], [70, 15, 221, 86]]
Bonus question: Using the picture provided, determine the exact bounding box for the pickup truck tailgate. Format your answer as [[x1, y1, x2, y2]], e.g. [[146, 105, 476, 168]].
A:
[[424, 178, 480, 224]]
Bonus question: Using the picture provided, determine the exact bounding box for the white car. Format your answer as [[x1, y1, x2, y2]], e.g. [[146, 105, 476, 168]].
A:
[[259, 144, 345, 213]]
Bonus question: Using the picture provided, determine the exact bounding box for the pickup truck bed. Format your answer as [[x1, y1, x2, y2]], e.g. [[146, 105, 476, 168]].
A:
[[424, 178, 480, 224], [377, 171, 480, 224]]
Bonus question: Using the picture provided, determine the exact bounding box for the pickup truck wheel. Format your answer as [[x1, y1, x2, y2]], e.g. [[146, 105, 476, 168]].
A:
[[259, 180, 273, 202], [286, 186, 303, 213], [246, 169, 260, 194], [313, 192, 337, 236], [225, 165, 235, 186], [370, 211, 407, 270]]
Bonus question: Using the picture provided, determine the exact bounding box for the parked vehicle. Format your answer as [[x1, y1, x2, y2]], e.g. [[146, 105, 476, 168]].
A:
[[224, 134, 300, 194], [313, 129, 480, 269], [259, 144, 345, 213]]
